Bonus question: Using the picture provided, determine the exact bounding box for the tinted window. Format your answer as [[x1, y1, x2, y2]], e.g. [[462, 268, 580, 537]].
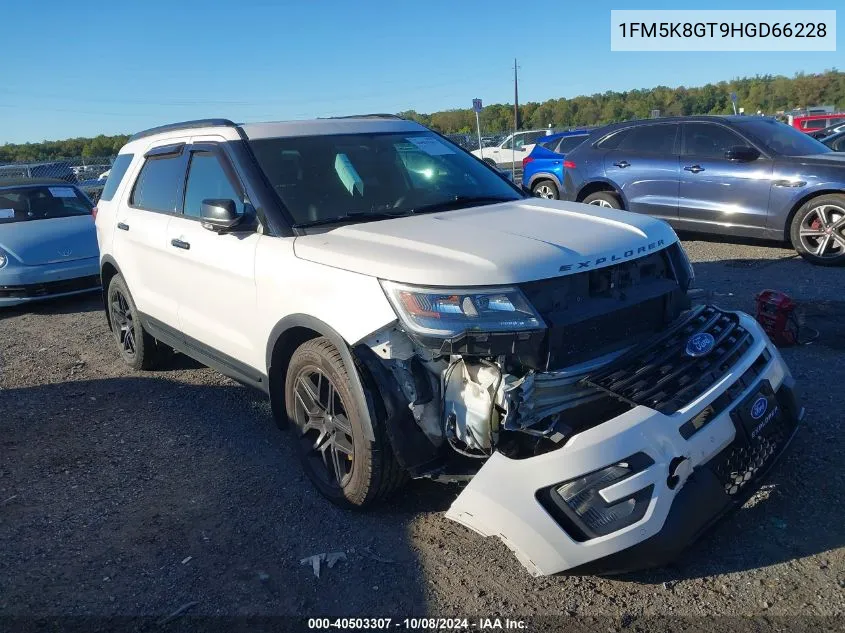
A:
[[249, 132, 521, 226], [183, 152, 242, 218], [683, 124, 746, 158], [596, 129, 630, 150], [131, 154, 185, 212], [99, 154, 134, 202], [555, 135, 588, 154], [617, 124, 678, 154], [0, 185, 92, 224], [801, 118, 827, 130], [735, 118, 830, 156]]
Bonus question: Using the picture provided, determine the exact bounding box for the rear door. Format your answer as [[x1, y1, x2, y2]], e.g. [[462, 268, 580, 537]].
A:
[[112, 141, 189, 327], [165, 139, 262, 374], [602, 123, 681, 221], [678, 122, 774, 236]]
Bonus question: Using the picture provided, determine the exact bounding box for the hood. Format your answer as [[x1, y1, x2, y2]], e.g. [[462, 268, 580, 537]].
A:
[[0, 215, 98, 266], [293, 198, 678, 286]]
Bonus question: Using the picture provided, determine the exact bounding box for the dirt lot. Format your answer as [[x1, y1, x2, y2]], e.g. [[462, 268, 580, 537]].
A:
[[1, 237, 843, 628]]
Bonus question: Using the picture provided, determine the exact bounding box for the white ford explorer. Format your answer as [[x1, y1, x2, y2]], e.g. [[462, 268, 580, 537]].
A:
[[95, 116, 802, 576]]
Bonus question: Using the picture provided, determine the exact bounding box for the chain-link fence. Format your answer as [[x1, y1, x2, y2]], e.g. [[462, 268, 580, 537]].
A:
[[0, 157, 114, 203]]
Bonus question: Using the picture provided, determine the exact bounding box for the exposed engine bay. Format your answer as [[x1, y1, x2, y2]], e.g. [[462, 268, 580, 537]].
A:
[[357, 243, 695, 477]]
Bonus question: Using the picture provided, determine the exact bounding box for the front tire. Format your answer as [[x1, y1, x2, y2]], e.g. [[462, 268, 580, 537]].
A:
[[582, 191, 623, 209], [284, 337, 405, 508], [106, 274, 169, 370], [789, 194, 845, 266], [532, 179, 559, 199]]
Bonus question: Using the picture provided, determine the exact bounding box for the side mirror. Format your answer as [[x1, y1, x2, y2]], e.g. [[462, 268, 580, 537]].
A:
[[724, 145, 760, 162], [200, 198, 241, 232]]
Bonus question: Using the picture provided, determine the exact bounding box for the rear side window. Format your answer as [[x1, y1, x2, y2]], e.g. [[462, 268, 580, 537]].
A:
[[617, 124, 679, 154], [555, 135, 588, 154], [683, 124, 745, 158], [596, 129, 630, 150], [99, 154, 134, 202], [131, 154, 185, 212]]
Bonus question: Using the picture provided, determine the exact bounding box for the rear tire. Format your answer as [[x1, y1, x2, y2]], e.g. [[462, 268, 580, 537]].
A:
[[284, 337, 406, 508], [106, 274, 170, 370], [789, 194, 845, 266], [582, 191, 623, 209], [531, 179, 559, 199]]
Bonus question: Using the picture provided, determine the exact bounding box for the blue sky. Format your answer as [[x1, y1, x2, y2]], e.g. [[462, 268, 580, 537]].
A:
[[1, 0, 841, 143]]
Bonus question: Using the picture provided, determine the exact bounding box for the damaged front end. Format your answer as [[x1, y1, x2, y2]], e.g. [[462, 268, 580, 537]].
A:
[[354, 244, 801, 575]]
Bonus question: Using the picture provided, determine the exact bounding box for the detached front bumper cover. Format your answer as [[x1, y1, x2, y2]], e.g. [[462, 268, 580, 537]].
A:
[[445, 312, 801, 576]]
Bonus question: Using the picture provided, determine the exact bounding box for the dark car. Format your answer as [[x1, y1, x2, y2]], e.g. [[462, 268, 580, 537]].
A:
[[821, 130, 845, 152], [561, 116, 845, 265], [810, 122, 845, 139]]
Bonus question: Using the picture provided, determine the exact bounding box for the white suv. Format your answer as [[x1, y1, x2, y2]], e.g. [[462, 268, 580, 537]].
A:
[[470, 129, 550, 167], [95, 117, 801, 576]]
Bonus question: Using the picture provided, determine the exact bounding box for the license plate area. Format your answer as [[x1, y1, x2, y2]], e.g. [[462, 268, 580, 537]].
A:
[[731, 379, 781, 444]]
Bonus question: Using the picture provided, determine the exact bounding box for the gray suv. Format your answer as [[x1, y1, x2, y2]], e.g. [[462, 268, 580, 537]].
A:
[[561, 116, 845, 266]]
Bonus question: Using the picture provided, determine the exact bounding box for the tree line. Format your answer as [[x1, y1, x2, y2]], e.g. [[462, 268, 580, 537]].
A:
[[1, 70, 842, 162]]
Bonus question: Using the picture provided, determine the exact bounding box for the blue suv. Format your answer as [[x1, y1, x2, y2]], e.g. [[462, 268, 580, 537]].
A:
[[522, 130, 589, 199], [561, 116, 845, 265]]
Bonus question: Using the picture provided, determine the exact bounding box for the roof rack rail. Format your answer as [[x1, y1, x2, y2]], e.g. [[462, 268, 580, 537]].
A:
[[129, 119, 238, 142], [323, 113, 404, 120]]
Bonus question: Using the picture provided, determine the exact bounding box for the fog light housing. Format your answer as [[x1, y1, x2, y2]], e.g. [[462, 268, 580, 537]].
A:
[[0, 251, 7, 268], [540, 453, 654, 541]]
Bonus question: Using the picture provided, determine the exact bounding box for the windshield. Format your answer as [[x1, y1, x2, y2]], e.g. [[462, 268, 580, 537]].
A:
[[734, 118, 832, 156], [249, 131, 522, 226], [0, 185, 92, 224]]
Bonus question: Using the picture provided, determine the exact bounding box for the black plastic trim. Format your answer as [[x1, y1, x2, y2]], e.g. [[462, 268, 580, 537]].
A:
[[143, 143, 185, 159], [353, 345, 444, 476], [139, 313, 267, 391], [265, 314, 376, 441]]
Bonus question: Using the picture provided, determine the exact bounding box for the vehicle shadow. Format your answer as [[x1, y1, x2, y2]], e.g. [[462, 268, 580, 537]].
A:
[[0, 291, 102, 319], [0, 376, 430, 616]]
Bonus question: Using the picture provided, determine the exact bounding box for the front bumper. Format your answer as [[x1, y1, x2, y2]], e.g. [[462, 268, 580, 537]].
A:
[[445, 312, 801, 576], [0, 257, 100, 307]]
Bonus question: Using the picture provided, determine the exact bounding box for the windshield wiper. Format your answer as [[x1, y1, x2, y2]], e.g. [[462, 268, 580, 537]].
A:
[[293, 210, 410, 228], [408, 195, 518, 215]]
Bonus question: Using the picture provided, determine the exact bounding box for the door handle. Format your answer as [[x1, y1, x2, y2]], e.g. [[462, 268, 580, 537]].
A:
[[684, 165, 705, 173], [170, 238, 190, 250], [613, 160, 630, 168], [117, 222, 129, 231]]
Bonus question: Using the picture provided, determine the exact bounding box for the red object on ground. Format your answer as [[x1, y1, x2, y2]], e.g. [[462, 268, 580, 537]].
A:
[[755, 290, 798, 347]]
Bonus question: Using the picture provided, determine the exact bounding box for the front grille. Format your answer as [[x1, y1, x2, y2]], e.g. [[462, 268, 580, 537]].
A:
[[582, 306, 753, 415], [520, 246, 687, 369], [679, 348, 772, 439], [0, 275, 100, 299]]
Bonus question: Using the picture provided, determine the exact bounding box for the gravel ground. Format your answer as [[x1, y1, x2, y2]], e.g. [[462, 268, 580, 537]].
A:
[[1, 237, 843, 628]]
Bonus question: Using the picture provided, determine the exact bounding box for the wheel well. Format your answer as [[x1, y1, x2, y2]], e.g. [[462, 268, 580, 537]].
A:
[[782, 189, 845, 243], [576, 181, 620, 204], [267, 326, 321, 426], [100, 261, 119, 327]]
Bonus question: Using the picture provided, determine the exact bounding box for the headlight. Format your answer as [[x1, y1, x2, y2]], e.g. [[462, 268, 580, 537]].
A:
[[548, 453, 654, 539], [380, 280, 544, 338], [0, 251, 7, 268]]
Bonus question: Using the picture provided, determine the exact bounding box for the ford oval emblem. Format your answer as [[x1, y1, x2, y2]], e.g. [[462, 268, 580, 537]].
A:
[[685, 332, 716, 357], [750, 396, 768, 420]]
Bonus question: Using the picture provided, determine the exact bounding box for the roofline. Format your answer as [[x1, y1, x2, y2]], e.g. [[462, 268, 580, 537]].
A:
[[128, 118, 238, 142], [323, 113, 404, 120]]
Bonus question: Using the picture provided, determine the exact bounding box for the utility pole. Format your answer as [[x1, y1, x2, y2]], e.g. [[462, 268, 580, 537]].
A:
[[513, 58, 520, 131], [512, 58, 520, 179]]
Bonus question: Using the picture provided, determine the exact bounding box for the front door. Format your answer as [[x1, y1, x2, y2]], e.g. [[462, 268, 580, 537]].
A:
[[165, 142, 262, 373], [678, 122, 774, 236]]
